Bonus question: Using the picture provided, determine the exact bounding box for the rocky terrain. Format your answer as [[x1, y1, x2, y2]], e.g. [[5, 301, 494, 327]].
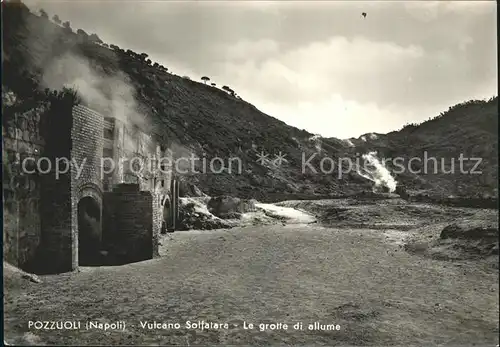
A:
[[2, 0, 498, 202], [174, 195, 314, 231], [175, 193, 498, 269], [4, 198, 498, 346], [279, 197, 499, 268]]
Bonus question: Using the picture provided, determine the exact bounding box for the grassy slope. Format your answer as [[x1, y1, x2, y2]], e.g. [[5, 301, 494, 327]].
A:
[[2, 1, 498, 201]]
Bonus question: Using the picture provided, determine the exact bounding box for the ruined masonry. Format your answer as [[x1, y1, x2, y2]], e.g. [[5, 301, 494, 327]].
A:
[[3, 103, 172, 274]]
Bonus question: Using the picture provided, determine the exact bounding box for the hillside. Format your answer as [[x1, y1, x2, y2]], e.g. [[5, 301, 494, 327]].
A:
[[342, 99, 498, 198], [2, 1, 498, 201]]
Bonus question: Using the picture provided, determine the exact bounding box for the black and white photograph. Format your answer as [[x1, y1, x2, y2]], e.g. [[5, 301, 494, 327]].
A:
[[2, 0, 498, 345]]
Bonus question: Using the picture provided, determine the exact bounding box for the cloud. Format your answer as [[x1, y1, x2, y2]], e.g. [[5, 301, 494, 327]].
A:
[[241, 93, 417, 138], [22, 0, 497, 138], [41, 52, 148, 130], [405, 1, 495, 16], [214, 31, 496, 137], [221, 37, 424, 104], [214, 39, 280, 62]]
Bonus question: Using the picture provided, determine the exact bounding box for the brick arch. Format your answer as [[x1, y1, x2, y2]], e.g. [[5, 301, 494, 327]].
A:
[[74, 182, 103, 267], [76, 183, 103, 206]]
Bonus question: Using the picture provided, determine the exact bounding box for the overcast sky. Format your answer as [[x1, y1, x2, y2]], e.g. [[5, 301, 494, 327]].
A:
[[26, 1, 497, 138]]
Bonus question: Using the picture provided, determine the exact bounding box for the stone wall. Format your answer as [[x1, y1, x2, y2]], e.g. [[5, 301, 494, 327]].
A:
[[3, 97, 167, 273], [2, 102, 48, 271], [71, 105, 105, 268], [410, 193, 498, 209], [38, 97, 74, 273], [2, 101, 104, 273], [152, 192, 162, 257], [102, 117, 172, 196], [102, 184, 159, 264]]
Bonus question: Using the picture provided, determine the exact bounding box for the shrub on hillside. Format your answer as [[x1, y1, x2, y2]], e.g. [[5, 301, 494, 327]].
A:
[[39, 8, 48, 19], [52, 14, 61, 24]]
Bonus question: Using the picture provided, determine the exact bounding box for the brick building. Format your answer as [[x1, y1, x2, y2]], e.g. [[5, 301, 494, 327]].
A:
[[3, 100, 172, 274]]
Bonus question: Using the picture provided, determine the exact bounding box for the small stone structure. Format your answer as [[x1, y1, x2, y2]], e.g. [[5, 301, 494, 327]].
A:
[[3, 100, 172, 274], [102, 183, 161, 264]]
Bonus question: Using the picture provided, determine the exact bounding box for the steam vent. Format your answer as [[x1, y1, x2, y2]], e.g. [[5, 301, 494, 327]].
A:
[[3, 103, 173, 274]]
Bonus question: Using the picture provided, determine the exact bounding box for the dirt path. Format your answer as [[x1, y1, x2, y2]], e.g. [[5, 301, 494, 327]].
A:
[[4, 224, 499, 345]]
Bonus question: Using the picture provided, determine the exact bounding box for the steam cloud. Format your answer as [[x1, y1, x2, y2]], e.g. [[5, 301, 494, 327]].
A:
[[39, 51, 161, 170], [41, 52, 147, 131], [356, 151, 397, 193], [343, 139, 355, 147], [40, 51, 197, 177]]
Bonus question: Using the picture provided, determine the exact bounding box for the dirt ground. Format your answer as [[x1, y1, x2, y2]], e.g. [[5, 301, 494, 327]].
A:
[[3, 200, 499, 346]]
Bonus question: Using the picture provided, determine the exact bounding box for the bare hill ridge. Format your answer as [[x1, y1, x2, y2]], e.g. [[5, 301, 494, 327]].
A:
[[2, 1, 498, 201]]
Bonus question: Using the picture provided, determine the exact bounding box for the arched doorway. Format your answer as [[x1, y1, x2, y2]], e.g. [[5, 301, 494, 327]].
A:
[[78, 196, 102, 266]]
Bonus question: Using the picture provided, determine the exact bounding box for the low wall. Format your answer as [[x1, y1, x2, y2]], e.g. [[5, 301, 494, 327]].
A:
[[102, 184, 159, 264], [410, 195, 498, 209]]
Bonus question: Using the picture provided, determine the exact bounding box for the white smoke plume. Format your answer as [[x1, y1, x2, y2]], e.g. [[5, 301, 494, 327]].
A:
[[308, 134, 322, 152], [40, 52, 155, 181], [41, 52, 147, 131], [344, 139, 355, 147], [309, 134, 321, 141], [356, 151, 397, 193], [20, 9, 149, 140]]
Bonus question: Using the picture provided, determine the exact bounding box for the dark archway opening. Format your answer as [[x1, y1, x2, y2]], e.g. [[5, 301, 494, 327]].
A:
[[78, 196, 102, 266], [162, 196, 172, 234]]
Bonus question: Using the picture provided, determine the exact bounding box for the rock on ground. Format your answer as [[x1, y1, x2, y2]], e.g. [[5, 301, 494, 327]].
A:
[[4, 262, 42, 285], [178, 197, 235, 230], [207, 196, 257, 218]]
